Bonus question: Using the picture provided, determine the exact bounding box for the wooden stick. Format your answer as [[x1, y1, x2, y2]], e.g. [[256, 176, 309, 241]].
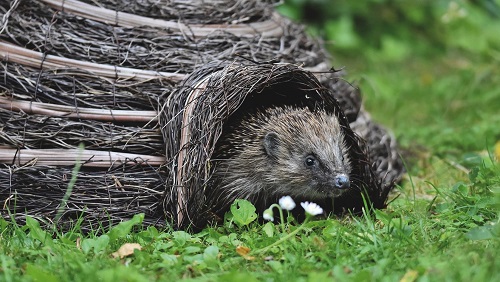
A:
[[0, 147, 165, 167], [175, 75, 211, 225], [0, 41, 186, 81], [0, 96, 158, 122], [40, 0, 284, 38]]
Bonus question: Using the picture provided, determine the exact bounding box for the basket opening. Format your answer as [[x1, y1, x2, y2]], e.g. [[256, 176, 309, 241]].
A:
[[221, 76, 333, 132]]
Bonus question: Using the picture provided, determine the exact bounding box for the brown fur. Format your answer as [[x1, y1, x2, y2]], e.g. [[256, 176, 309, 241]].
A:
[[209, 106, 352, 213]]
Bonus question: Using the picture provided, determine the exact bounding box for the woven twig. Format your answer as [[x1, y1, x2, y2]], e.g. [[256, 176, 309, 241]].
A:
[[0, 41, 187, 81], [0, 147, 165, 167], [0, 96, 157, 122], [41, 0, 284, 37]]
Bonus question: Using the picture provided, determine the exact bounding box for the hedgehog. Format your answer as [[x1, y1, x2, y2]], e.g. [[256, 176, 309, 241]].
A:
[[206, 106, 352, 219]]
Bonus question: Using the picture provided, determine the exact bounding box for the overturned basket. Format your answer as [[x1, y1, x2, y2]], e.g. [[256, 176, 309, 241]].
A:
[[0, 0, 403, 231], [161, 62, 399, 229]]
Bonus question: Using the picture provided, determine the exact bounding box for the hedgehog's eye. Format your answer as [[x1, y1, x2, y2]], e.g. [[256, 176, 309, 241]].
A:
[[305, 155, 317, 167]]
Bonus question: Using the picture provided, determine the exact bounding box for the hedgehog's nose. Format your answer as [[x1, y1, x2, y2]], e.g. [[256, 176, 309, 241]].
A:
[[334, 174, 350, 189]]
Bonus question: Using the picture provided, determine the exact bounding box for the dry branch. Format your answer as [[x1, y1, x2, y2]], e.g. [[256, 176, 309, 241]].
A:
[[40, 0, 284, 37], [0, 96, 157, 122], [0, 41, 186, 81], [0, 147, 165, 167]]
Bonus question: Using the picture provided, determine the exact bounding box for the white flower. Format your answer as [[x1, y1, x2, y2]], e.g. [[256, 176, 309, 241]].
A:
[[263, 208, 274, 221], [278, 196, 296, 211], [300, 201, 324, 216]]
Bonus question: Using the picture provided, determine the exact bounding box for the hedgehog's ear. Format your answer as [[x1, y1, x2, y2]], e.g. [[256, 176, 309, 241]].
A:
[[264, 132, 280, 157]]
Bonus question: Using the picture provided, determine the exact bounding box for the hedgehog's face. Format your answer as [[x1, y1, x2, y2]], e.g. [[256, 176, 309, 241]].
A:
[[296, 152, 351, 198], [262, 117, 352, 199]]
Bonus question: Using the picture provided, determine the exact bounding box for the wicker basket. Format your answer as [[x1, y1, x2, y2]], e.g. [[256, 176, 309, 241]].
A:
[[0, 0, 403, 231]]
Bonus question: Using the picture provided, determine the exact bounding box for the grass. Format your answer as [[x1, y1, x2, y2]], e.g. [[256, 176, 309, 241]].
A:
[[1, 1, 500, 281]]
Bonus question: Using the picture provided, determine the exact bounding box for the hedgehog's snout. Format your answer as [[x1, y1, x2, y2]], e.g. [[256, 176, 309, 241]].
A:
[[334, 174, 350, 189]]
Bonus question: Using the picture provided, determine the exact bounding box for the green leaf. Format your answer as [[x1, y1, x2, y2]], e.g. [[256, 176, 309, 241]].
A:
[[462, 153, 483, 167], [183, 254, 204, 264], [0, 218, 9, 230], [81, 235, 110, 254], [25, 264, 60, 282], [218, 271, 259, 282], [184, 246, 201, 254], [96, 266, 149, 282], [265, 260, 283, 274], [469, 166, 480, 182], [466, 225, 497, 240], [262, 222, 275, 237], [307, 271, 332, 282], [160, 253, 178, 266], [203, 245, 219, 266], [452, 182, 468, 195], [172, 231, 191, 246], [25, 216, 51, 246], [230, 199, 257, 227], [107, 213, 144, 241]]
